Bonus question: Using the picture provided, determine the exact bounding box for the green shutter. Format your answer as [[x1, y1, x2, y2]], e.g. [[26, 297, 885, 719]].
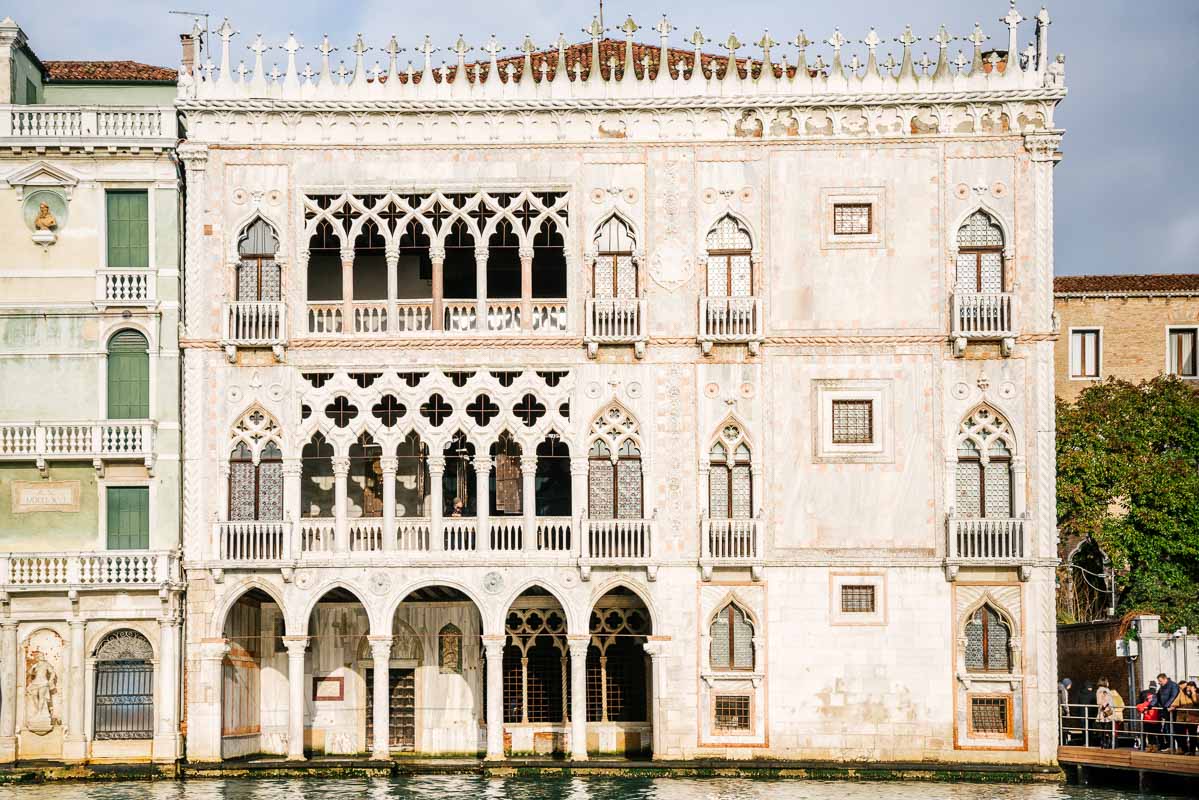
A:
[[106, 191, 149, 269], [107, 330, 149, 419], [107, 486, 149, 550]]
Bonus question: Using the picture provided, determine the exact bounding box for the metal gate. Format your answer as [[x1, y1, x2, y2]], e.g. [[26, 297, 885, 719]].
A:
[[94, 660, 154, 740], [366, 668, 415, 751]]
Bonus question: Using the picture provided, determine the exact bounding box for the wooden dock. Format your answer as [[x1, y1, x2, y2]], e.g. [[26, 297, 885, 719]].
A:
[[1058, 745, 1199, 791]]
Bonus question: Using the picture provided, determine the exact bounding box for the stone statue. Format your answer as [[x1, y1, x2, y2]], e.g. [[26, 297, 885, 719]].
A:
[[25, 657, 57, 734], [33, 202, 57, 231]]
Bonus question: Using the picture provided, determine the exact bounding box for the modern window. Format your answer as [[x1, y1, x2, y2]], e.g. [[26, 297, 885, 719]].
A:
[[833, 203, 872, 235], [1070, 329, 1101, 378], [708, 424, 752, 519], [840, 585, 876, 614], [106, 190, 149, 269], [107, 486, 149, 550], [831, 399, 873, 444], [705, 215, 753, 298], [964, 604, 1012, 673], [709, 603, 754, 671], [955, 210, 1004, 294], [968, 695, 1012, 737], [713, 694, 752, 733], [1168, 327, 1197, 378], [93, 629, 154, 740], [955, 407, 1014, 519], [106, 330, 150, 419]]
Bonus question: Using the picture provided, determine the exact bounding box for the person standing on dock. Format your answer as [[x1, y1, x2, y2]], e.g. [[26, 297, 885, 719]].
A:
[[1154, 673, 1180, 753]]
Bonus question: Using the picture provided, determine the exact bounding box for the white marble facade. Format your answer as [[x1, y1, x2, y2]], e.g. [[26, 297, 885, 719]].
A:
[[178, 6, 1065, 765]]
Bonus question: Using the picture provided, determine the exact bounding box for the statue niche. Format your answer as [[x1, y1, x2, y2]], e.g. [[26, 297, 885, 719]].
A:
[[23, 629, 64, 735], [34, 202, 57, 231]]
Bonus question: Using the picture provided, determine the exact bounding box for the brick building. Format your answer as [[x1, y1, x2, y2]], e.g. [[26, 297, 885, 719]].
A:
[[1054, 274, 1199, 401]]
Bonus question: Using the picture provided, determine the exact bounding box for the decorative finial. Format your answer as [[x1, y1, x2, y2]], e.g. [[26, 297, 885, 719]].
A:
[[521, 35, 536, 54], [621, 15, 639, 37], [863, 28, 880, 53], [689, 27, 708, 48], [757, 31, 777, 54], [587, 16, 604, 39], [655, 15, 674, 39], [917, 51, 932, 75], [954, 50, 968, 73], [1003, 1, 1025, 30], [284, 33, 300, 57], [484, 34, 502, 58], [216, 18, 235, 42], [454, 35, 470, 58], [826, 28, 845, 53], [934, 25, 952, 50], [352, 33, 367, 58]]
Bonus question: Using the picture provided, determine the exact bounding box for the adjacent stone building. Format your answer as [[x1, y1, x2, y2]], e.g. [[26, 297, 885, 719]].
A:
[[1054, 274, 1199, 401], [0, 18, 183, 763], [176, 4, 1066, 766]]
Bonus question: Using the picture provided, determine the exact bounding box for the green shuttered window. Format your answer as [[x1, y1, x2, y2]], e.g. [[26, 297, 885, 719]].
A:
[[107, 330, 149, 419], [106, 190, 149, 269], [107, 486, 149, 550]]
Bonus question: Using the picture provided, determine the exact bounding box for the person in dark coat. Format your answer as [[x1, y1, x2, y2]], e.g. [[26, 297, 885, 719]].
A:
[[1155, 673, 1181, 752]]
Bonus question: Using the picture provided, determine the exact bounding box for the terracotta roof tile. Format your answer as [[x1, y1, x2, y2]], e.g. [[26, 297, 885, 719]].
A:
[[1054, 274, 1199, 295], [43, 60, 176, 83]]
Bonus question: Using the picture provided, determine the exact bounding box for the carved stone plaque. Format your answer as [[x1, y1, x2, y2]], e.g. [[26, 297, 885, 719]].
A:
[[11, 481, 81, 514]]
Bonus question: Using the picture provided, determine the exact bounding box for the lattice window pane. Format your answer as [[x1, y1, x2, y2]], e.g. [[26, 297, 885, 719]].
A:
[[707, 216, 751, 250], [714, 695, 751, 732], [729, 254, 752, 297], [260, 262, 281, 302], [616, 458, 642, 519], [980, 251, 1003, 293], [709, 611, 731, 670], [957, 211, 1004, 248], [502, 645, 523, 723], [833, 203, 871, 235], [840, 585, 876, 613], [984, 461, 1012, 518], [731, 606, 754, 670], [832, 400, 873, 444], [956, 462, 981, 517], [525, 640, 565, 723], [615, 255, 637, 298], [605, 638, 647, 722], [586, 647, 603, 721], [594, 256, 614, 299], [956, 253, 979, 292], [709, 467, 729, 519], [257, 461, 283, 521], [986, 610, 1010, 671], [731, 465, 752, 519], [237, 262, 259, 302], [706, 255, 728, 296], [970, 696, 1009, 736], [229, 461, 257, 521], [589, 461, 614, 519], [964, 616, 985, 670]]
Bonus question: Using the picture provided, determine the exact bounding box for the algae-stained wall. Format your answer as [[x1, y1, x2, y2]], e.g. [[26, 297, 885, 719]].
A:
[[0, 463, 99, 549], [41, 82, 176, 106]]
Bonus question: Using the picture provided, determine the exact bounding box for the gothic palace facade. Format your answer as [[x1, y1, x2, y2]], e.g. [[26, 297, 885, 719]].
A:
[[2, 2, 1068, 766]]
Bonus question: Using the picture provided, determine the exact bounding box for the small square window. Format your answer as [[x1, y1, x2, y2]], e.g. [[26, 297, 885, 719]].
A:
[[1168, 327, 1197, 378], [840, 585, 876, 613], [968, 695, 1011, 737], [1070, 329, 1101, 378], [833, 203, 872, 235], [832, 400, 873, 444], [713, 695, 751, 732]]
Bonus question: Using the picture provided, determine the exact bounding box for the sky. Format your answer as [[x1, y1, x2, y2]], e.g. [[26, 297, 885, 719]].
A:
[[15, 0, 1199, 277]]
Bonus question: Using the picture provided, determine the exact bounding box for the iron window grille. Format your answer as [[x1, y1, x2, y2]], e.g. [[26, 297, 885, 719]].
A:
[[831, 399, 874, 444], [713, 695, 752, 732], [968, 694, 1012, 737], [833, 203, 872, 235], [840, 584, 877, 614]]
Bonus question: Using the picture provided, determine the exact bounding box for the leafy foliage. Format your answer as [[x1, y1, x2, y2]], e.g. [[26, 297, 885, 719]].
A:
[[1057, 377, 1199, 630]]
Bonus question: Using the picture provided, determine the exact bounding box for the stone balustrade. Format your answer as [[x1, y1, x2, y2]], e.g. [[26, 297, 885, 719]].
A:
[[585, 298, 647, 357], [699, 296, 763, 354], [0, 420, 155, 474], [952, 291, 1017, 346], [0, 105, 176, 150], [945, 515, 1032, 581], [700, 516, 763, 580], [95, 269, 156, 307], [0, 550, 179, 591]]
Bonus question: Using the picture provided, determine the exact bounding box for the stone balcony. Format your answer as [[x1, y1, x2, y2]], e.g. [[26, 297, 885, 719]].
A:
[[700, 516, 763, 581], [0, 550, 180, 594], [0, 105, 176, 152], [95, 269, 156, 309], [951, 291, 1017, 356], [945, 514, 1032, 580], [0, 420, 155, 475], [699, 296, 762, 355], [303, 299, 569, 336], [211, 515, 657, 580], [221, 301, 287, 361], [585, 298, 647, 358]]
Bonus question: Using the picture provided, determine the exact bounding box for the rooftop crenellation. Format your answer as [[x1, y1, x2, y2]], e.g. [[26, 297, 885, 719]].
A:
[[177, 2, 1065, 104]]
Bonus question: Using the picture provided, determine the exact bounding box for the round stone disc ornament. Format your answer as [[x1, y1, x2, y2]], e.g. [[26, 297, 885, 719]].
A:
[[483, 572, 504, 594]]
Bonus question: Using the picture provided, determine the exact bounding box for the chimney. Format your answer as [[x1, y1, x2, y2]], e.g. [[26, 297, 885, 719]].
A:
[[180, 32, 197, 75]]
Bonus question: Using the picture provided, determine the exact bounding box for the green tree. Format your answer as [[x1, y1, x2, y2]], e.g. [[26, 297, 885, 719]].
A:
[[1057, 376, 1199, 630]]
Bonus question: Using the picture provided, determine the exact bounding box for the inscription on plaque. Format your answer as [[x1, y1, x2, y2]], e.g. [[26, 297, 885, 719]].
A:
[[11, 481, 81, 513]]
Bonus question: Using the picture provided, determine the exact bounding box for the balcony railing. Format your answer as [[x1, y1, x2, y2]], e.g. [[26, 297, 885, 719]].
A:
[[306, 303, 343, 334], [0, 550, 179, 591], [581, 518, 655, 579], [0, 420, 155, 473], [945, 515, 1030, 580], [222, 301, 287, 350], [585, 298, 646, 357], [96, 269, 155, 307], [217, 521, 290, 562], [531, 300, 568, 333], [699, 296, 762, 354], [700, 517, 762, 579], [1, 105, 176, 149], [394, 301, 433, 332], [952, 292, 1016, 355], [352, 302, 388, 334]]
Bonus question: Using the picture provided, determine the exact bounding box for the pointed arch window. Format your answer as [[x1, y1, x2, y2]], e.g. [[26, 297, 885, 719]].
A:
[[395, 432, 430, 518], [964, 604, 1012, 673], [955, 407, 1014, 519], [107, 329, 149, 419], [301, 433, 335, 518], [593, 215, 638, 299], [705, 215, 753, 297], [710, 603, 754, 671], [588, 439, 643, 520], [491, 432, 523, 516], [229, 440, 283, 521], [236, 217, 281, 302], [709, 427, 752, 520], [955, 211, 1005, 294], [349, 433, 384, 518]]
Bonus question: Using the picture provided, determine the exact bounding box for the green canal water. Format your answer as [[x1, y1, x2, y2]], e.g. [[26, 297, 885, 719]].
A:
[[0, 777, 1177, 800]]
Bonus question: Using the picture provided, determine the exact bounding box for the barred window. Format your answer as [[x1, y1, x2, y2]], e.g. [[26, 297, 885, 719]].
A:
[[714, 695, 752, 732], [710, 603, 755, 671], [832, 400, 874, 444], [964, 604, 1012, 673], [969, 695, 1011, 737], [840, 584, 876, 613], [833, 203, 872, 235]]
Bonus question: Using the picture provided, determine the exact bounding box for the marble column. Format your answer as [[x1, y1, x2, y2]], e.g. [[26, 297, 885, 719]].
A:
[[283, 636, 309, 761], [0, 621, 17, 762], [570, 457, 589, 559], [380, 456, 397, 551], [521, 455, 538, 552], [369, 636, 392, 759], [385, 247, 399, 333], [282, 457, 303, 558], [428, 455, 445, 551], [475, 457, 492, 553], [475, 246, 489, 331], [483, 635, 505, 760], [430, 247, 445, 331], [191, 639, 230, 762], [643, 640, 666, 759], [519, 246, 534, 331], [63, 617, 87, 761], [332, 455, 350, 552], [340, 247, 355, 332], [154, 613, 182, 761], [568, 636, 589, 761]]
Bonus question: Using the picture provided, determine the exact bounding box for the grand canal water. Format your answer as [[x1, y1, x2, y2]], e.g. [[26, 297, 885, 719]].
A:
[[0, 776, 1173, 800]]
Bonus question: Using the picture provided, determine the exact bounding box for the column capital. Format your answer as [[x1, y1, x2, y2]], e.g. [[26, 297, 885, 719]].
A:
[[569, 456, 589, 477], [474, 246, 490, 262], [427, 454, 446, 474], [199, 639, 231, 661], [176, 142, 210, 169], [518, 246, 535, 261], [428, 247, 446, 262], [0, 620, 17, 633], [1024, 131, 1062, 162], [368, 635, 393, 659], [482, 634, 506, 658], [331, 456, 351, 475], [282, 457, 303, 476], [473, 456, 493, 473], [340, 246, 356, 265], [520, 455, 539, 475], [379, 456, 398, 473], [283, 635, 310, 656], [567, 635, 591, 658], [642, 641, 667, 659]]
